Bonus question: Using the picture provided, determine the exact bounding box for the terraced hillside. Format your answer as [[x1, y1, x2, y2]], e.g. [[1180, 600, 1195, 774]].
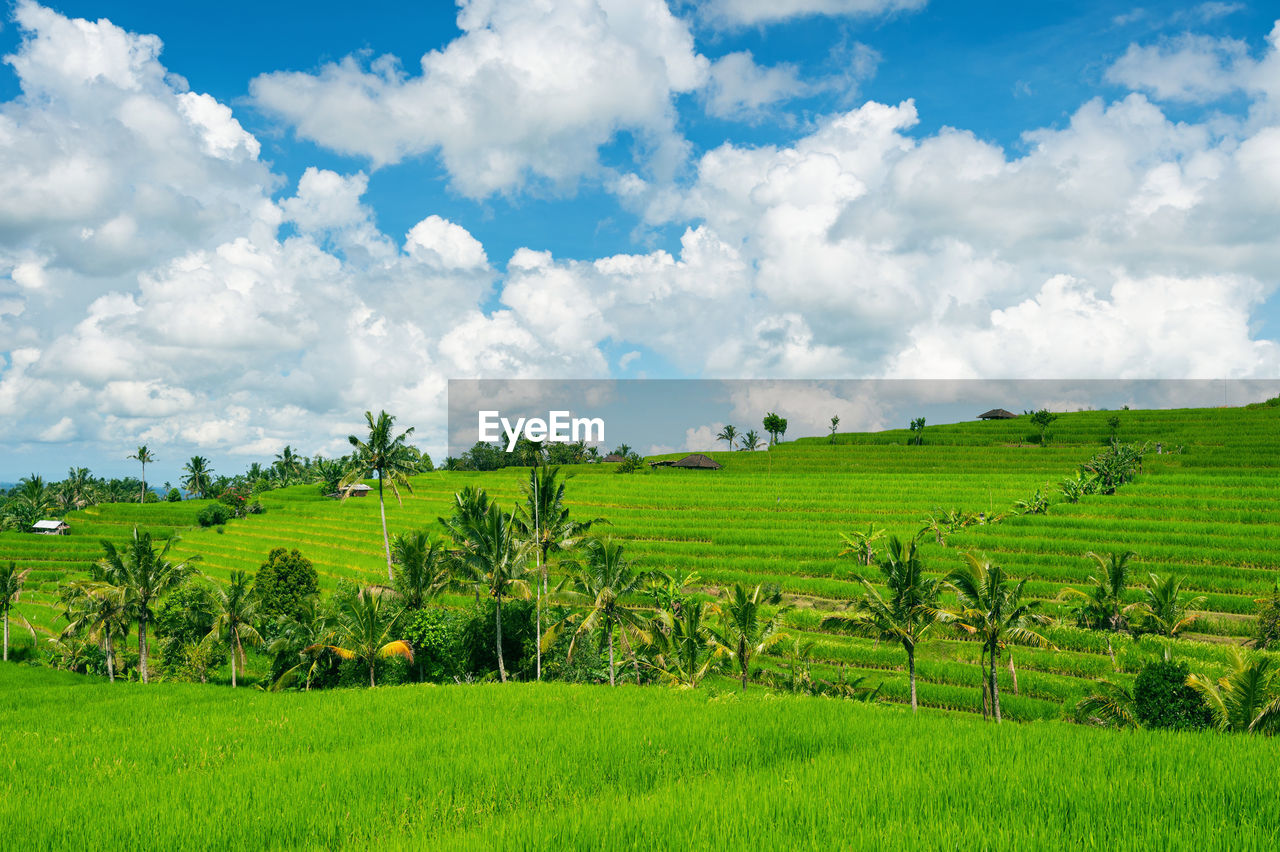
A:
[[5, 405, 1278, 720]]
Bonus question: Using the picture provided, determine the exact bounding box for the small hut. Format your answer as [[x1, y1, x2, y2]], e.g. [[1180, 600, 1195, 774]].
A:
[[602, 454, 626, 463], [977, 408, 1017, 420], [31, 519, 69, 535], [671, 453, 723, 470], [648, 459, 676, 468], [336, 483, 372, 499]]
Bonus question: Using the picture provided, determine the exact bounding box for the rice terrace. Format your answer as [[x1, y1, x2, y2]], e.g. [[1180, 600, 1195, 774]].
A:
[[4, 401, 1280, 849]]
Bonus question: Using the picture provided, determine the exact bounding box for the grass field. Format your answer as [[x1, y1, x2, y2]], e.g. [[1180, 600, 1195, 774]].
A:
[[4, 405, 1279, 721], [3, 664, 1278, 850]]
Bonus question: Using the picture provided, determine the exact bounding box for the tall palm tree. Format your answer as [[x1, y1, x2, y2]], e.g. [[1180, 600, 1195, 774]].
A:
[[1, 562, 35, 662], [716, 425, 738, 452], [127, 445, 155, 503], [268, 597, 337, 691], [945, 554, 1054, 723], [544, 539, 652, 686], [441, 493, 532, 682], [1187, 648, 1280, 734], [390, 530, 450, 610], [181, 456, 214, 499], [738, 430, 763, 451], [1062, 550, 1137, 632], [96, 528, 200, 683], [343, 410, 419, 581], [2, 475, 54, 531], [57, 467, 97, 511], [207, 571, 263, 688], [651, 598, 721, 688], [514, 466, 601, 681], [59, 580, 129, 682], [1131, 573, 1207, 638], [711, 583, 790, 691], [316, 588, 413, 687], [822, 536, 940, 712], [838, 524, 887, 567]]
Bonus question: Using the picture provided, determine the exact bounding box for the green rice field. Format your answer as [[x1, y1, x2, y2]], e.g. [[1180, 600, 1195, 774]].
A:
[[3, 664, 1278, 850]]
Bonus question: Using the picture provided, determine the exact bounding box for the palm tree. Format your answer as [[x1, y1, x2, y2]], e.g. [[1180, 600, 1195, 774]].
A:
[[390, 530, 450, 610], [651, 598, 721, 688], [2, 475, 54, 531], [1074, 680, 1139, 729], [838, 524, 887, 567], [57, 467, 98, 511], [1130, 573, 1206, 638], [96, 528, 200, 683], [181, 456, 214, 499], [317, 588, 413, 687], [514, 466, 601, 681], [274, 446, 303, 486], [945, 554, 1054, 723], [343, 410, 419, 581], [128, 445, 155, 503], [1, 562, 35, 662], [441, 492, 532, 682], [738, 430, 763, 451], [268, 597, 337, 691], [59, 580, 129, 682], [711, 584, 790, 691], [207, 571, 263, 688], [822, 536, 940, 712], [1187, 649, 1280, 734], [716, 425, 738, 452], [544, 539, 652, 686], [1062, 550, 1137, 632]]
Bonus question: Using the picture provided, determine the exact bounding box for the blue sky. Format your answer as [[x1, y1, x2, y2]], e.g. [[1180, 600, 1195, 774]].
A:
[[2, 0, 1279, 482]]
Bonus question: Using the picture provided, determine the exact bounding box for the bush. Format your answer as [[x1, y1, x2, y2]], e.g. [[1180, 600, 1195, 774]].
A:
[[166, 488, 182, 503], [1252, 582, 1280, 650], [196, 503, 233, 527], [460, 599, 536, 679], [401, 607, 466, 682], [253, 548, 318, 624], [1133, 659, 1213, 730]]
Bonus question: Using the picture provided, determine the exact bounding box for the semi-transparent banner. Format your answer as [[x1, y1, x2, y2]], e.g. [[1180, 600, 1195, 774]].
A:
[[445, 379, 1280, 460]]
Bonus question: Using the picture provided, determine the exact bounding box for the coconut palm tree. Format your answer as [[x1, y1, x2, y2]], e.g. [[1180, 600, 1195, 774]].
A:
[[1187, 648, 1280, 734], [59, 580, 129, 682], [96, 528, 200, 683], [342, 410, 419, 581], [390, 530, 451, 610], [822, 536, 940, 713], [711, 583, 790, 691], [268, 597, 337, 691], [1062, 550, 1137, 632], [838, 524, 887, 567], [57, 467, 98, 511], [441, 494, 532, 682], [944, 554, 1054, 723], [2, 475, 54, 531], [738, 430, 763, 451], [1, 562, 35, 662], [650, 598, 721, 688], [181, 456, 214, 499], [127, 445, 155, 503], [274, 446, 303, 486], [544, 539, 653, 686], [514, 466, 601, 680], [207, 571, 263, 688], [317, 588, 413, 688], [1130, 573, 1207, 638], [716, 425, 738, 452], [1074, 680, 1139, 729]]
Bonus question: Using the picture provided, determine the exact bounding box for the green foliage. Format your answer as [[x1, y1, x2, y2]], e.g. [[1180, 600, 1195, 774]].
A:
[[1133, 659, 1212, 730], [196, 503, 232, 528], [1253, 582, 1280, 650], [460, 598, 537, 679], [1029, 409, 1058, 445], [165, 488, 182, 503], [908, 416, 926, 446], [401, 607, 466, 682], [1078, 441, 1148, 494], [614, 452, 645, 473], [762, 412, 788, 445], [253, 548, 319, 623]]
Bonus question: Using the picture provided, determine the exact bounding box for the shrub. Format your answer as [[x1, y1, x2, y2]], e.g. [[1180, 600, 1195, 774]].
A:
[[166, 488, 182, 503], [253, 548, 318, 623], [1252, 582, 1280, 650], [196, 503, 232, 527], [401, 607, 466, 682], [1133, 659, 1212, 730]]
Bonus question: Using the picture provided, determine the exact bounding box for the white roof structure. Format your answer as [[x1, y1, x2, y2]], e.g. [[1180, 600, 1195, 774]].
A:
[[32, 519, 68, 530]]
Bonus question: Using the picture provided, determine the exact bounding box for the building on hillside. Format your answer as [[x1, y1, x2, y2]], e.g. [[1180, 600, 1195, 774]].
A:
[[327, 483, 373, 499], [31, 519, 69, 535], [977, 408, 1018, 420], [602, 454, 626, 463], [670, 453, 723, 470], [648, 459, 676, 468]]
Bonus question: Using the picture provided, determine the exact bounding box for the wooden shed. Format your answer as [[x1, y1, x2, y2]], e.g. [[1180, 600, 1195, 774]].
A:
[[31, 519, 69, 535], [671, 453, 723, 470], [977, 408, 1018, 420], [341, 483, 373, 498], [602, 454, 626, 463]]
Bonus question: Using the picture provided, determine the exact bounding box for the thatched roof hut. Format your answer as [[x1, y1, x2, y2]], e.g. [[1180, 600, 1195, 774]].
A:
[[671, 453, 722, 470], [977, 408, 1017, 420], [602, 453, 626, 463]]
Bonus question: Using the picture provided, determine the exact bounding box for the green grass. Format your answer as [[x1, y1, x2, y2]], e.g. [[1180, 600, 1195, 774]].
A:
[[2, 664, 1277, 850]]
